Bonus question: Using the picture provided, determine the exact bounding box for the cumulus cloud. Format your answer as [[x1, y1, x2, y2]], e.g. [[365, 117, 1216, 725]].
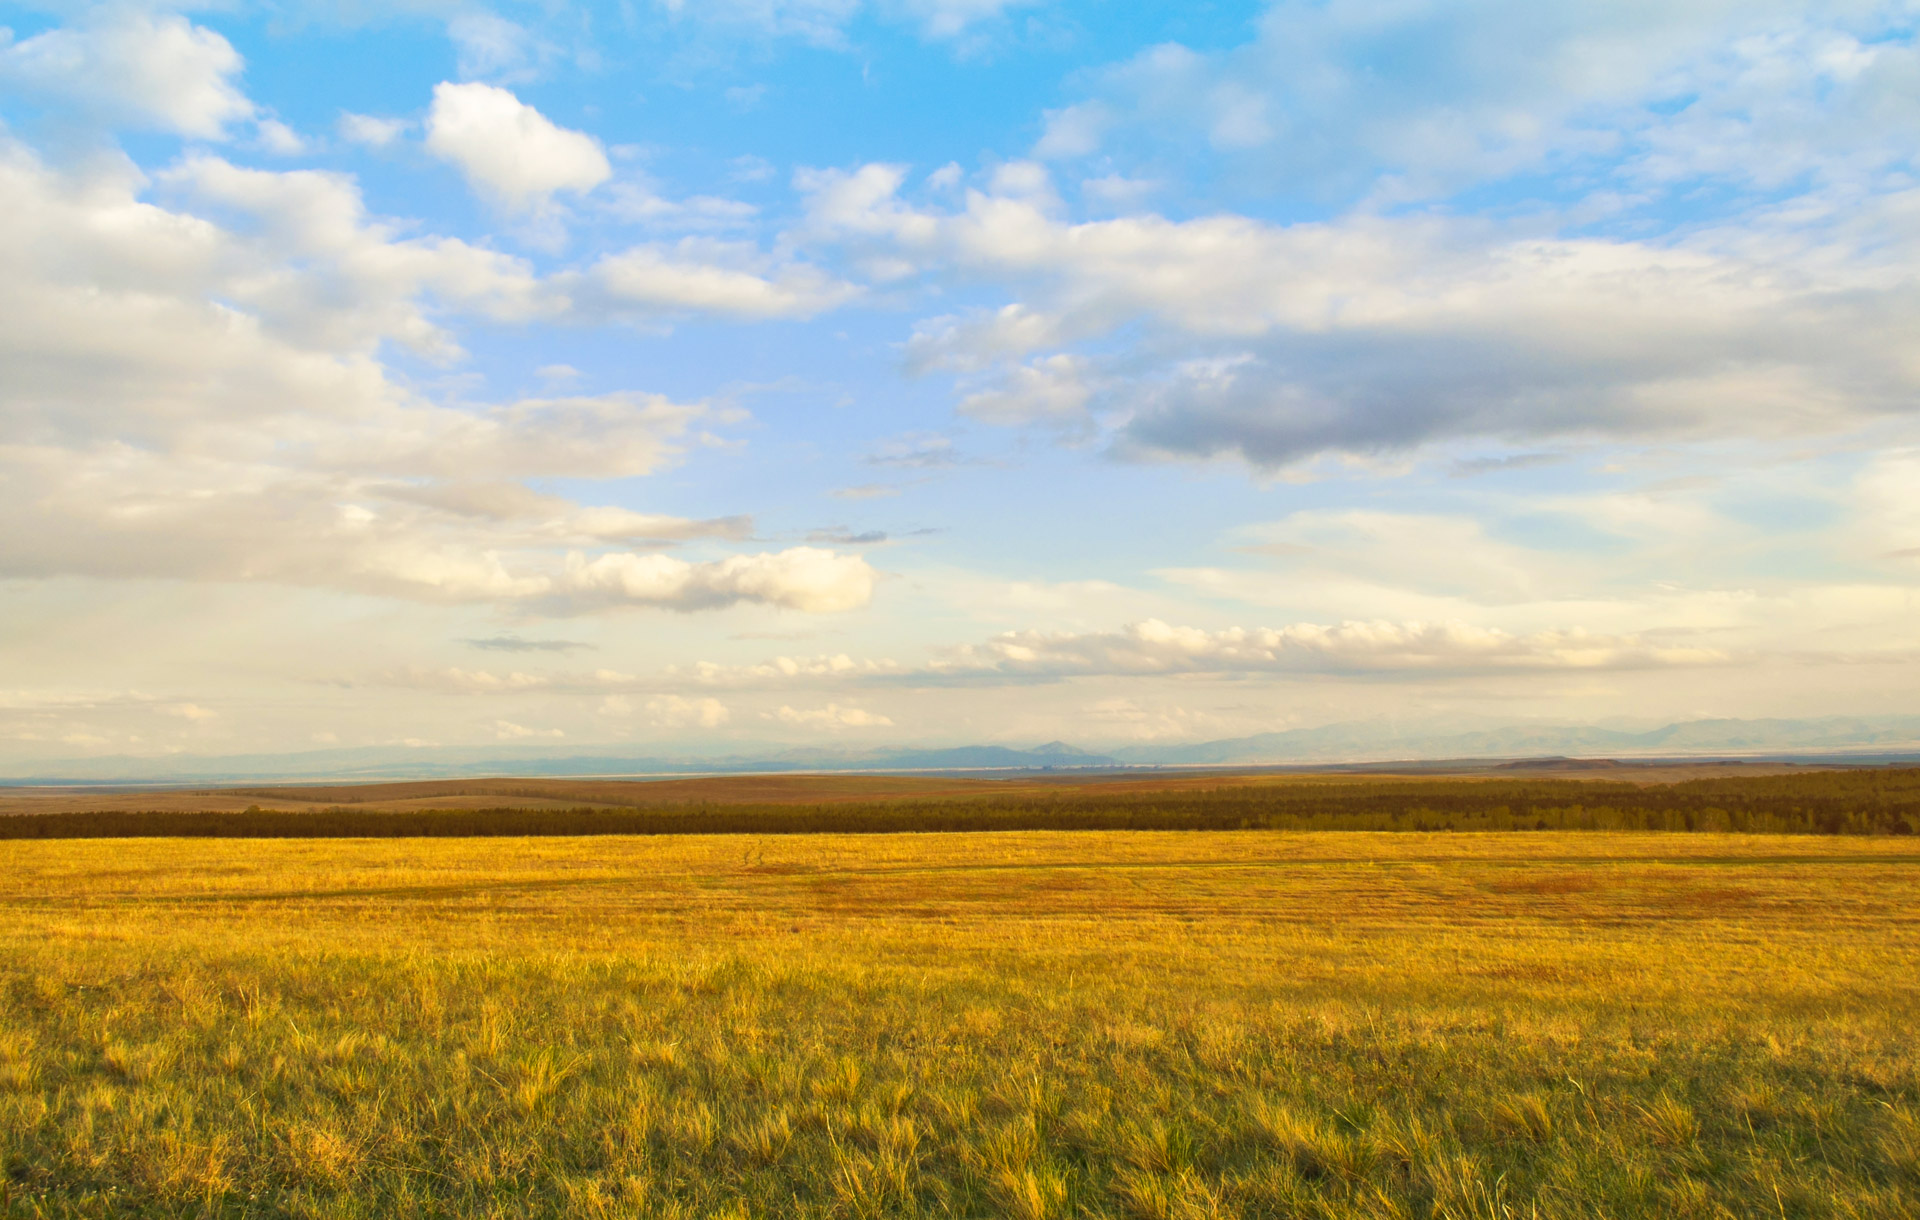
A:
[[157, 151, 550, 359], [0, 140, 530, 454], [376, 650, 903, 698], [425, 82, 611, 212], [672, 653, 903, 685], [254, 119, 306, 156], [781, 8, 1920, 471], [935, 618, 1728, 677], [3, 445, 872, 610], [558, 547, 875, 613], [646, 695, 731, 728], [495, 720, 564, 738], [1034, 103, 1111, 160], [602, 181, 760, 231], [0, 134, 876, 618], [801, 162, 1920, 466], [339, 112, 409, 147], [388, 668, 550, 695], [0, 11, 254, 138], [771, 702, 893, 728], [958, 354, 1092, 426], [579, 240, 857, 320], [906, 304, 1069, 374]]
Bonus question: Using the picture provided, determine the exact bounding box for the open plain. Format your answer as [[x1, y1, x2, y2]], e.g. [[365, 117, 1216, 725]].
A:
[[2, 828, 1917, 1218]]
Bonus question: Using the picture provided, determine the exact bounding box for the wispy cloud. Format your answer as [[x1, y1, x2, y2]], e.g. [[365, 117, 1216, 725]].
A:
[[463, 636, 596, 653]]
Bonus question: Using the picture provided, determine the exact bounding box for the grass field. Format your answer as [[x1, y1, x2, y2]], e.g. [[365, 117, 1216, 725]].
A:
[[2, 830, 1918, 1218]]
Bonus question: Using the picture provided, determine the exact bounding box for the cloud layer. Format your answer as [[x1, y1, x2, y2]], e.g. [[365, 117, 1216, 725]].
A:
[[0, 123, 870, 616], [4, 1, 1920, 762], [936, 618, 1728, 677], [807, 162, 1920, 465]]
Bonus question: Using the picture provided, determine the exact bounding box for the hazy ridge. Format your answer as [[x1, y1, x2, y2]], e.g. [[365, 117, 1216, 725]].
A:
[[10, 716, 1920, 784]]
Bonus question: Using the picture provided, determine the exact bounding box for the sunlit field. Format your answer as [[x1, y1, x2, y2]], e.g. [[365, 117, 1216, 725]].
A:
[[3, 831, 1918, 1218]]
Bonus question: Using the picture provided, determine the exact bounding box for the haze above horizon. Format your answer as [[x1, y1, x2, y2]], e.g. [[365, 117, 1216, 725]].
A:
[[4, 0, 1919, 765]]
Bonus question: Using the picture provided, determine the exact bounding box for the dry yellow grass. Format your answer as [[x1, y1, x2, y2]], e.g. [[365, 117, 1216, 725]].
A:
[[1, 831, 1916, 1217]]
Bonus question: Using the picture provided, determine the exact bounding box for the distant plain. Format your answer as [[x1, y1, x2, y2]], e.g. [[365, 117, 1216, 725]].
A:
[[0, 760, 1866, 818]]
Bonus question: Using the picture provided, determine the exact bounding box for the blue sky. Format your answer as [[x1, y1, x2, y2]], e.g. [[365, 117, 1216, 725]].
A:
[[3, 0, 1919, 762]]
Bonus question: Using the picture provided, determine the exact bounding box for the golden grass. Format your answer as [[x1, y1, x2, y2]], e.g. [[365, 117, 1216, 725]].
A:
[[0, 831, 1916, 1217]]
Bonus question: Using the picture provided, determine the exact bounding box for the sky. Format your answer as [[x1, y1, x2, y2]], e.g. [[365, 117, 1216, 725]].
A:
[[3, 0, 1920, 765]]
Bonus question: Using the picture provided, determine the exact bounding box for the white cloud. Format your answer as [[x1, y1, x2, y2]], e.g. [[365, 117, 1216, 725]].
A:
[[1223, 509, 1568, 606], [906, 304, 1070, 373], [648, 0, 1030, 44], [892, 0, 1036, 39], [558, 547, 876, 613], [0, 134, 876, 618], [935, 618, 1729, 677], [802, 164, 1920, 466], [602, 182, 759, 230], [339, 113, 410, 148], [1081, 696, 1224, 741], [159, 152, 550, 357], [1081, 174, 1161, 209], [1856, 450, 1920, 563], [728, 155, 777, 183], [391, 668, 549, 695], [0, 11, 254, 138], [581, 240, 858, 320], [254, 119, 307, 156], [653, 0, 863, 47], [495, 719, 564, 739], [646, 695, 731, 728], [673, 652, 903, 685], [957, 354, 1092, 426], [448, 13, 545, 82], [771, 702, 893, 728], [1, 435, 866, 610], [425, 82, 611, 213], [1047, 1, 1920, 202], [1034, 102, 1110, 160]]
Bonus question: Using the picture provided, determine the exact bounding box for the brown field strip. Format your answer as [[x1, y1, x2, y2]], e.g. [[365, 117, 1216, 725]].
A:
[[0, 760, 1853, 817]]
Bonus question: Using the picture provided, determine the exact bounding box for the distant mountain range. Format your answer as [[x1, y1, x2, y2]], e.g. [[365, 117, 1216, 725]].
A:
[[1106, 716, 1920, 766], [7, 717, 1920, 784]]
